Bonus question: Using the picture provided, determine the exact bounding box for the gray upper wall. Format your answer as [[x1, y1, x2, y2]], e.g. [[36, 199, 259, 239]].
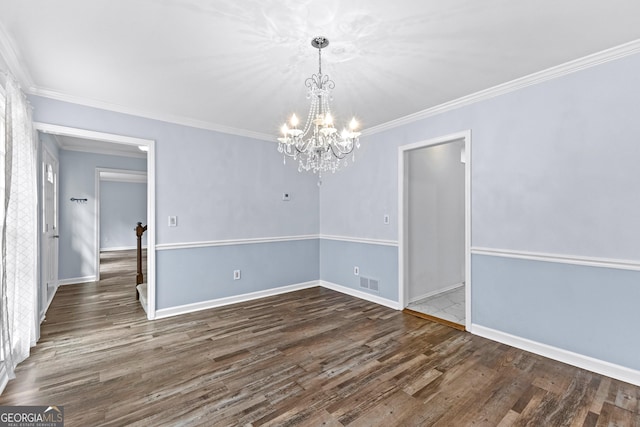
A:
[[29, 95, 321, 246], [320, 52, 640, 262], [31, 49, 640, 269]]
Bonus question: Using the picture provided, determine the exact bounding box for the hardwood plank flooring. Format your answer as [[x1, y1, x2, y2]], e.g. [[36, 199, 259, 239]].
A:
[[1, 251, 639, 426]]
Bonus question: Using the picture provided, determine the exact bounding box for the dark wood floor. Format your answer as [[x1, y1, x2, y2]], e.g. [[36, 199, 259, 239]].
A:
[[1, 251, 639, 426]]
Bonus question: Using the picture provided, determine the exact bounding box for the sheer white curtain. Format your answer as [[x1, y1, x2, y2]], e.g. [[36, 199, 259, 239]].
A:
[[0, 72, 37, 387]]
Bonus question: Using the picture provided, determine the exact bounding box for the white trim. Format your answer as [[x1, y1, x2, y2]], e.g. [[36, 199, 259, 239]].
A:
[[155, 235, 399, 251], [20, 39, 640, 143], [30, 88, 274, 142], [319, 234, 398, 247], [56, 142, 147, 159], [365, 39, 640, 136], [146, 139, 156, 320], [409, 283, 464, 304], [100, 171, 147, 183], [25, 40, 640, 142], [398, 130, 472, 330], [34, 123, 153, 146], [40, 283, 59, 323], [471, 247, 640, 271], [155, 235, 318, 251], [320, 280, 401, 310], [57, 276, 96, 286], [155, 280, 402, 319], [101, 245, 146, 252], [470, 324, 640, 387], [155, 281, 319, 319]]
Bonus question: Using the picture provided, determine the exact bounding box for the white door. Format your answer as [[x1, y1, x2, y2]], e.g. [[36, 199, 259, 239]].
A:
[[41, 147, 59, 319]]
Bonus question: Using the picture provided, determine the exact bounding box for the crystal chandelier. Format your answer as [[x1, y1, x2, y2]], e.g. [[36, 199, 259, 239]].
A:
[[278, 36, 361, 183]]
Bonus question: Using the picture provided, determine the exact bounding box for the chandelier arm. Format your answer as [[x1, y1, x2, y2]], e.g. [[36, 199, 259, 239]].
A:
[[328, 143, 354, 159], [280, 143, 298, 158]]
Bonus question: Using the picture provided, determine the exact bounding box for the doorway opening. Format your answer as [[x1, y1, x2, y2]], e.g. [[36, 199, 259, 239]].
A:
[[398, 131, 471, 330], [34, 123, 157, 319]]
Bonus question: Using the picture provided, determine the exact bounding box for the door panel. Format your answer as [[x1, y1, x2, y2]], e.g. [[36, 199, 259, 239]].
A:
[[41, 147, 59, 319]]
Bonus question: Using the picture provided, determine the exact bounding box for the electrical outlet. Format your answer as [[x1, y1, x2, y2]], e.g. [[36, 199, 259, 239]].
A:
[[383, 214, 390, 225], [168, 215, 177, 227], [233, 270, 241, 280], [354, 266, 360, 276]]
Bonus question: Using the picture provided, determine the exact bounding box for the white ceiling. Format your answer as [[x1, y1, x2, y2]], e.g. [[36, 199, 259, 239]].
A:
[[2, 1, 640, 139]]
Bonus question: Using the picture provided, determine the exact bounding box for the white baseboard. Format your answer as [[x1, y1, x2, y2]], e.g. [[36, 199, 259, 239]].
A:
[[319, 280, 401, 310], [155, 281, 319, 319], [409, 283, 464, 304], [471, 324, 640, 387], [57, 276, 96, 286]]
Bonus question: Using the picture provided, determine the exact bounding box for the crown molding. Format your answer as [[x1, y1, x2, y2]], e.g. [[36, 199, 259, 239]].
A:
[[0, 22, 34, 89], [28, 86, 275, 142], [364, 39, 640, 136], [17, 36, 640, 141], [59, 143, 147, 159]]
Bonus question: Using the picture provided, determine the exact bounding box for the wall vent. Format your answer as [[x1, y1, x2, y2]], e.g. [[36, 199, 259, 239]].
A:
[[359, 276, 380, 294]]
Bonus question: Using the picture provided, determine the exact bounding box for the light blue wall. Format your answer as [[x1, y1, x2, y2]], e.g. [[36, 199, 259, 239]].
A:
[[156, 239, 319, 309], [58, 150, 146, 280], [472, 254, 640, 370], [100, 181, 147, 250], [29, 96, 320, 244], [322, 53, 640, 259], [319, 239, 398, 302], [30, 95, 320, 302], [319, 52, 640, 371]]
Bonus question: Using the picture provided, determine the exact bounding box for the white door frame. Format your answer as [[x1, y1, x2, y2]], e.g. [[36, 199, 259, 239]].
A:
[[398, 130, 471, 330], [34, 123, 157, 320]]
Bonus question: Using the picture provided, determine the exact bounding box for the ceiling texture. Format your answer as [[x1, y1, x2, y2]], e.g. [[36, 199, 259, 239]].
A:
[[2, 0, 640, 141]]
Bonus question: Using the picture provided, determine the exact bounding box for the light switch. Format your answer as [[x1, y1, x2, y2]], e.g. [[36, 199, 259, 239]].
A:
[[168, 216, 177, 227]]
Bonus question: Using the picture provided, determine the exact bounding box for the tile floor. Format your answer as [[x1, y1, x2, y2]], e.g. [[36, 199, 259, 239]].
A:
[[407, 285, 465, 325]]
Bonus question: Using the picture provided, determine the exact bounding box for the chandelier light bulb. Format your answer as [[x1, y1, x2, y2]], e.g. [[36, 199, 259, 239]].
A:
[[281, 124, 289, 135], [324, 113, 333, 126], [349, 118, 358, 130], [290, 114, 299, 128]]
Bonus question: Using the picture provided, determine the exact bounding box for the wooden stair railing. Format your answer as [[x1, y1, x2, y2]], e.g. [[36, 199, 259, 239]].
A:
[[135, 222, 147, 300]]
